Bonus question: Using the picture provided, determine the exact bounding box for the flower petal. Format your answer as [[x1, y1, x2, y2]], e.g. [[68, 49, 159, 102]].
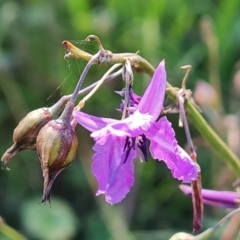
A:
[[92, 136, 136, 204], [180, 185, 240, 209], [73, 110, 116, 132], [175, 146, 200, 182], [91, 110, 153, 144], [115, 88, 141, 104], [137, 60, 166, 120], [146, 116, 199, 182]]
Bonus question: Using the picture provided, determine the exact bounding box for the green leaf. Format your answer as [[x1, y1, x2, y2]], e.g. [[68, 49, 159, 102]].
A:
[[20, 196, 78, 240]]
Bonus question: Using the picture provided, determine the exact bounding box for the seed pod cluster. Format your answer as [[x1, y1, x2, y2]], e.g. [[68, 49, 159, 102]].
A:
[[1, 97, 79, 204], [1, 108, 53, 166], [1, 96, 69, 166]]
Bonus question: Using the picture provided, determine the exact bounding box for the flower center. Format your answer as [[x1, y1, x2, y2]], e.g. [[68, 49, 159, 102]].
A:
[[123, 134, 148, 163]]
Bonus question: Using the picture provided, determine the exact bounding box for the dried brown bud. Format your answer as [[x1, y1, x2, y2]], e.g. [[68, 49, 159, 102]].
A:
[[36, 101, 78, 204], [1, 96, 69, 166]]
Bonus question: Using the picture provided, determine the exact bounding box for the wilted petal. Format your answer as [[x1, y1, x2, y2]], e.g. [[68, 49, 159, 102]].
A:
[[137, 60, 166, 120], [180, 185, 240, 209], [92, 135, 136, 204], [146, 116, 199, 182]]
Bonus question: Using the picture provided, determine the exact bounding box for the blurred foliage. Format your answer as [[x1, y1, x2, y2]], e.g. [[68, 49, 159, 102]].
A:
[[0, 0, 240, 239], [20, 197, 78, 240]]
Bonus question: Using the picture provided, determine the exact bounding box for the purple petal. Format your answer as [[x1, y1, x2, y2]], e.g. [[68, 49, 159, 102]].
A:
[[145, 116, 199, 182], [73, 110, 116, 132], [91, 110, 153, 144], [137, 60, 166, 121], [92, 136, 136, 204], [201, 199, 237, 209], [129, 87, 142, 104], [175, 146, 200, 182], [179, 185, 240, 209], [115, 87, 141, 104]]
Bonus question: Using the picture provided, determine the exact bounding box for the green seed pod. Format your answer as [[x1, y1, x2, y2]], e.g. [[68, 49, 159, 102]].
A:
[[36, 101, 78, 203], [1, 96, 69, 166]]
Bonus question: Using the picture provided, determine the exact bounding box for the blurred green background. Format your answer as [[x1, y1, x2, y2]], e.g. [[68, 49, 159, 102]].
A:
[[1, 0, 240, 239]]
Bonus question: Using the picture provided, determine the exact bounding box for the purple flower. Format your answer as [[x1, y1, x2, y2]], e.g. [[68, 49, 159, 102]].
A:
[[73, 60, 200, 204], [179, 185, 240, 209]]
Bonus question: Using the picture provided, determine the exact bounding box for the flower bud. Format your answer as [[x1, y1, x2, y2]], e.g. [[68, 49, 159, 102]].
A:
[[1, 96, 69, 166], [36, 101, 78, 204]]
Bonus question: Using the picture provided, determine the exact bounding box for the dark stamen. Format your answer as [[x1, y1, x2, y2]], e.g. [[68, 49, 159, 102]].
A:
[[123, 136, 130, 152], [123, 137, 135, 163], [137, 134, 148, 162]]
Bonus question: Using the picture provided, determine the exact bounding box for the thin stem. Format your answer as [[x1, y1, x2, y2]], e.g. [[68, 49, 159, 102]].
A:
[[121, 83, 130, 120], [79, 64, 122, 108], [59, 52, 100, 124], [86, 35, 104, 51], [121, 59, 134, 120], [185, 98, 240, 176], [43, 69, 122, 127], [214, 209, 240, 231], [0, 217, 27, 240], [180, 65, 192, 90], [65, 69, 122, 99], [193, 208, 240, 240], [178, 91, 203, 233], [178, 92, 195, 153], [71, 53, 100, 103]]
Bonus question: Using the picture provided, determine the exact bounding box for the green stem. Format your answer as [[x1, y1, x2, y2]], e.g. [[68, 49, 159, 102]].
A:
[[150, 73, 240, 177], [186, 100, 240, 176], [0, 217, 28, 240], [193, 208, 240, 240], [166, 83, 240, 176]]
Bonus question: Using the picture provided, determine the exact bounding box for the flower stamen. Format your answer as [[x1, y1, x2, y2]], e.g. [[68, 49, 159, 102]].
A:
[[123, 137, 134, 163]]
